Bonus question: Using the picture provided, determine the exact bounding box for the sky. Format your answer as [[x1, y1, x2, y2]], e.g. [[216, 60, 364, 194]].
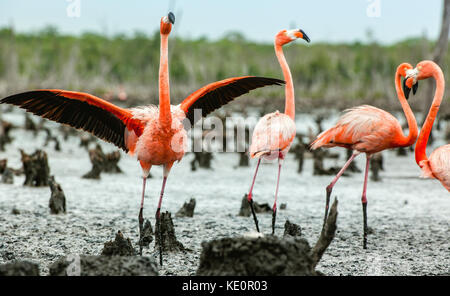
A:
[[0, 0, 444, 44]]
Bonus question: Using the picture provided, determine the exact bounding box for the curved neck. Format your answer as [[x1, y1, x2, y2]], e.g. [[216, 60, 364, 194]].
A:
[[159, 33, 172, 125], [275, 44, 295, 120], [415, 65, 445, 165], [393, 71, 418, 147]]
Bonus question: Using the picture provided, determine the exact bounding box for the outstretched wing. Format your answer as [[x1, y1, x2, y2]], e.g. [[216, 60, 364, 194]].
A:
[[0, 90, 143, 152], [180, 76, 285, 125]]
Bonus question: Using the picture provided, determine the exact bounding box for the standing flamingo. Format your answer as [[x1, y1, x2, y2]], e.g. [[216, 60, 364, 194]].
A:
[[247, 28, 310, 234], [405, 60, 449, 192], [310, 62, 419, 248], [0, 12, 285, 264]]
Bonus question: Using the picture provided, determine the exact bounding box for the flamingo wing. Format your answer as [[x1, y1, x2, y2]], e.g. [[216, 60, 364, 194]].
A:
[[421, 145, 450, 191], [180, 76, 285, 125], [310, 105, 401, 153], [0, 90, 143, 152]]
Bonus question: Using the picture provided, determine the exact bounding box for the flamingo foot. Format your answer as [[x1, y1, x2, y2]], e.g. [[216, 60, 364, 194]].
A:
[[271, 207, 277, 235], [138, 208, 144, 256], [248, 197, 260, 233], [323, 185, 332, 230], [362, 202, 368, 249], [155, 209, 163, 266]]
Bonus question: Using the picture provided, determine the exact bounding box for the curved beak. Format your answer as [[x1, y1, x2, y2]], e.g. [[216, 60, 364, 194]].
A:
[[299, 29, 310, 43], [412, 80, 419, 95], [168, 12, 175, 24], [402, 78, 411, 100], [403, 68, 419, 100]]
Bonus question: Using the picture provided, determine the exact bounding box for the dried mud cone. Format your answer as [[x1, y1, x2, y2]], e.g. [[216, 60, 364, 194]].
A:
[[102, 230, 136, 256], [103, 151, 122, 173], [370, 153, 383, 182], [238, 194, 251, 217], [0, 261, 40, 276], [284, 220, 302, 237], [50, 255, 158, 276], [346, 149, 361, 173], [0, 120, 14, 151], [237, 152, 249, 167], [396, 147, 407, 156], [292, 136, 306, 173], [24, 113, 37, 133], [139, 220, 154, 252], [82, 144, 104, 179], [154, 211, 185, 253], [175, 198, 196, 218], [20, 149, 50, 186], [48, 176, 66, 214], [311, 199, 338, 269], [82, 144, 122, 178], [237, 194, 271, 217], [2, 167, 14, 184], [196, 236, 315, 276]]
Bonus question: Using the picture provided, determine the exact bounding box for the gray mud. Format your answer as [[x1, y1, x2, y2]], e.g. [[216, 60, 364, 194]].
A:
[[0, 111, 449, 275]]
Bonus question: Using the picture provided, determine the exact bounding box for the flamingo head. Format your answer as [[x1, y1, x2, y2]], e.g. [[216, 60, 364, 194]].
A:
[[275, 29, 310, 46], [160, 12, 175, 35], [397, 63, 416, 100]]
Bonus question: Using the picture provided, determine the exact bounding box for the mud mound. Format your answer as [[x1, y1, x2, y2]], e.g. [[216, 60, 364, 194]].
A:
[[155, 211, 185, 252], [101, 231, 136, 256], [176, 198, 196, 218], [196, 236, 315, 276], [0, 261, 40, 276], [284, 220, 302, 237], [49, 255, 158, 276], [198, 199, 339, 276]]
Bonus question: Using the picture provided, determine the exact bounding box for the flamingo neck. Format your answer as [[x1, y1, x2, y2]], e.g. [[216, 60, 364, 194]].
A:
[[415, 64, 445, 166], [159, 33, 172, 126], [394, 71, 418, 147], [275, 44, 295, 120]]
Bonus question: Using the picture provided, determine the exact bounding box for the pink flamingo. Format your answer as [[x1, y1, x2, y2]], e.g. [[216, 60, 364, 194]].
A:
[[405, 60, 449, 191], [1, 12, 285, 263], [247, 28, 310, 234], [310, 62, 419, 248]]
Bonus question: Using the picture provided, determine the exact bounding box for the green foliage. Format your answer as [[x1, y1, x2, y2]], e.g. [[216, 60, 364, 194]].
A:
[[0, 27, 448, 110]]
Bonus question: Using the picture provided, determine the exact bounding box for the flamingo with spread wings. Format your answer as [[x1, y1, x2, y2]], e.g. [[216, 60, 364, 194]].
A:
[[405, 60, 449, 192], [310, 63, 419, 248], [246, 28, 310, 234], [0, 12, 285, 264]]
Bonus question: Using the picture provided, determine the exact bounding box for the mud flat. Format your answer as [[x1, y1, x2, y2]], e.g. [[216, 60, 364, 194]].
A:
[[0, 110, 448, 275]]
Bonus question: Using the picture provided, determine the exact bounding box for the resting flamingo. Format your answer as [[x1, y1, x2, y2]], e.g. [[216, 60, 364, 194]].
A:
[[247, 28, 310, 234], [310, 62, 419, 248], [0, 12, 285, 264], [405, 60, 449, 192]]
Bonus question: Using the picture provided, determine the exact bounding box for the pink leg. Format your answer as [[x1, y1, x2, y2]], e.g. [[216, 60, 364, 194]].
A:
[[271, 156, 283, 235], [361, 155, 370, 249], [155, 176, 168, 266], [247, 158, 261, 232], [323, 151, 360, 227]]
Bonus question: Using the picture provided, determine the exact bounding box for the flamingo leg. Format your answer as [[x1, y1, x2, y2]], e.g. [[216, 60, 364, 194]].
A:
[[323, 151, 360, 228], [155, 176, 168, 266], [247, 158, 261, 232], [271, 155, 283, 235], [138, 176, 147, 256], [361, 155, 371, 249]]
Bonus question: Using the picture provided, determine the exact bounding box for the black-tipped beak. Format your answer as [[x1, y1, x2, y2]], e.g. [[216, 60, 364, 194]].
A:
[[299, 29, 310, 43], [402, 78, 411, 100], [412, 80, 419, 95], [168, 12, 175, 24]]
